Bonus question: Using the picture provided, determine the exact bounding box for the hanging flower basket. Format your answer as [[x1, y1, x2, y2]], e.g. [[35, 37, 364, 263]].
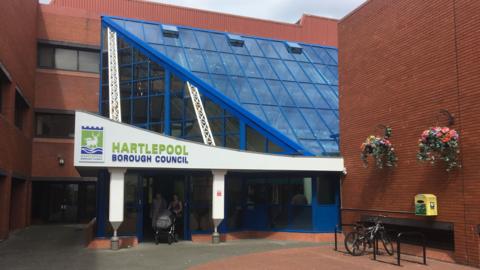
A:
[[360, 127, 397, 168], [417, 127, 460, 172]]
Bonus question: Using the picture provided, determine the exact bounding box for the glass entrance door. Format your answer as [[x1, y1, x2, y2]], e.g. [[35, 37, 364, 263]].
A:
[[48, 183, 79, 223]]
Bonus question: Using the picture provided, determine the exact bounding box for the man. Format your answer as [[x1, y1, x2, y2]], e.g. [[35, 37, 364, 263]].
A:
[[151, 193, 167, 228]]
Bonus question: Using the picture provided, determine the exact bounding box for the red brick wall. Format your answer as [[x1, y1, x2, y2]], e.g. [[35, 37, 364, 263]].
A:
[[0, 0, 38, 239], [339, 0, 480, 266]]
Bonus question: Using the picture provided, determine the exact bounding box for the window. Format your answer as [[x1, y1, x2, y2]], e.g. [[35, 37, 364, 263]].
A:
[[317, 175, 337, 204], [14, 90, 29, 130], [37, 43, 99, 73], [0, 68, 10, 114], [35, 113, 75, 138]]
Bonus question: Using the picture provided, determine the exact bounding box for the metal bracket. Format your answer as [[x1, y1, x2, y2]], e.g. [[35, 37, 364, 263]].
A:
[[186, 81, 215, 146], [107, 27, 122, 122]]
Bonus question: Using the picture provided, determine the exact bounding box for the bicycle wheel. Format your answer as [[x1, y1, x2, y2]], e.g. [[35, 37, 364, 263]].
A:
[[345, 231, 366, 256], [381, 233, 394, 255]]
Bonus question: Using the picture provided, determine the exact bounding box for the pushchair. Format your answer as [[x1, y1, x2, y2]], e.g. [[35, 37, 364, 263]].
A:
[[154, 209, 177, 245]]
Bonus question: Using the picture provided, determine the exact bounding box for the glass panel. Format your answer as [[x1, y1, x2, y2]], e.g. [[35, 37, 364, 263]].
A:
[[284, 61, 310, 82], [243, 104, 267, 122], [300, 109, 331, 139], [133, 98, 148, 123], [230, 77, 257, 103], [78, 51, 99, 72], [315, 64, 337, 85], [150, 95, 164, 122], [220, 53, 243, 76], [170, 75, 184, 94], [143, 23, 163, 44], [291, 50, 308, 62], [38, 46, 54, 68], [225, 117, 239, 133], [236, 55, 261, 78], [190, 176, 213, 232], [35, 113, 75, 138], [134, 62, 149, 80], [194, 31, 216, 51], [150, 122, 164, 133], [317, 176, 336, 204], [192, 72, 211, 85], [121, 99, 131, 123], [163, 32, 181, 46], [283, 82, 311, 107], [256, 40, 279, 58], [150, 79, 165, 94], [267, 80, 294, 106], [119, 48, 132, 65], [299, 139, 323, 155], [120, 65, 132, 81], [133, 80, 148, 97], [268, 140, 284, 153], [243, 38, 263, 56], [247, 78, 276, 105], [204, 99, 223, 117], [55, 48, 77, 70], [328, 66, 338, 85], [226, 135, 240, 149], [302, 46, 322, 63], [313, 47, 336, 65], [282, 107, 314, 139], [165, 46, 188, 68], [204, 51, 226, 74], [119, 83, 132, 99], [210, 33, 231, 53], [179, 29, 199, 48], [315, 84, 338, 109], [252, 57, 278, 79], [184, 120, 201, 137], [209, 118, 224, 135], [271, 42, 294, 60], [171, 121, 182, 137], [185, 49, 207, 72], [170, 95, 184, 121], [150, 62, 164, 78], [326, 49, 338, 64], [320, 140, 339, 153], [262, 106, 296, 140], [299, 62, 325, 84], [300, 83, 329, 109], [246, 126, 266, 152], [124, 21, 144, 40], [210, 74, 238, 102], [269, 59, 294, 81], [319, 110, 339, 134], [134, 48, 148, 62]]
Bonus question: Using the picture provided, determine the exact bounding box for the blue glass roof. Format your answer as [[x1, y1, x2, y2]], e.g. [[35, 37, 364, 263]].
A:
[[103, 16, 339, 156]]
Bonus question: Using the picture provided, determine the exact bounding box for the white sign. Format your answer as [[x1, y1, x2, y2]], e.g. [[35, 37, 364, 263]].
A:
[[74, 111, 344, 172]]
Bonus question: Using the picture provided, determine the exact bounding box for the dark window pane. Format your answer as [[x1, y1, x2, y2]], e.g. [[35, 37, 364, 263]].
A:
[[317, 176, 336, 204], [119, 65, 132, 81], [120, 83, 132, 99], [35, 113, 74, 138], [246, 126, 266, 152], [150, 62, 164, 78], [133, 80, 148, 97], [14, 91, 28, 130], [132, 98, 148, 124], [150, 122, 164, 133], [150, 95, 164, 122], [38, 45, 54, 68], [55, 48, 77, 70], [121, 99, 131, 123], [150, 79, 164, 94], [225, 117, 239, 133], [78, 51, 99, 73], [268, 140, 284, 153], [170, 95, 184, 121], [134, 63, 149, 80], [204, 99, 223, 117], [184, 120, 201, 137], [226, 135, 240, 149], [119, 48, 132, 65], [170, 75, 184, 94]]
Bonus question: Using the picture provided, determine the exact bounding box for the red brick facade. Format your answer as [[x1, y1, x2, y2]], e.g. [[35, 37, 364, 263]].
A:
[[339, 0, 480, 267], [0, 0, 37, 239]]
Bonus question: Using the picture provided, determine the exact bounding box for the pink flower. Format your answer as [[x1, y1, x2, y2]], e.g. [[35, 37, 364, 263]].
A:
[[441, 127, 450, 134]]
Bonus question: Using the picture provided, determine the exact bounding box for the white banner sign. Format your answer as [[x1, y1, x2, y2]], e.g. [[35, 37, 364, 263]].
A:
[[74, 111, 344, 172]]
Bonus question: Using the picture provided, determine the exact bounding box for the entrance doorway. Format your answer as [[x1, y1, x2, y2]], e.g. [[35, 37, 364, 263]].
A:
[[141, 174, 189, 242]]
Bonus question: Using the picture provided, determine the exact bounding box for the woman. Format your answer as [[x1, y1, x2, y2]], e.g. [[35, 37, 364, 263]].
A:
[[151, 193, 167, 229], [168, 194, 183, 218]]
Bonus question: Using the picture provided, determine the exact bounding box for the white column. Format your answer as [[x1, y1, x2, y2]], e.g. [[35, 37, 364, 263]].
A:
[[211, 170, 226, 243], [108, 168, 126, 249]]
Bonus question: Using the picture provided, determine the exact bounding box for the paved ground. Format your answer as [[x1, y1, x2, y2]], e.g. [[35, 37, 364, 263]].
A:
[[0, 225, 476, 270]]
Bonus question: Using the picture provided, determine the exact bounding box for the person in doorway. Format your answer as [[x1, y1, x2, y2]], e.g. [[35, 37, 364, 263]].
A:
[[151, 193, 167, 228], [168, 194, 183, 218]]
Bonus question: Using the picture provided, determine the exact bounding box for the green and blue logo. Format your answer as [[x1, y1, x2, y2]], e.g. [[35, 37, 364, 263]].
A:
[[80, 126, 104, 162]]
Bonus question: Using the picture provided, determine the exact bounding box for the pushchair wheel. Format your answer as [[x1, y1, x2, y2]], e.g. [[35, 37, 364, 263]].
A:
[[174, 233, 179, 242], [167, 234, 173, 245], [154, 233, 159, 245]]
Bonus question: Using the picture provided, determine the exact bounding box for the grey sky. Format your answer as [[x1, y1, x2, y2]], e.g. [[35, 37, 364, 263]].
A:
[[39, 0, 367, 22], [149, 0, 367, 22]]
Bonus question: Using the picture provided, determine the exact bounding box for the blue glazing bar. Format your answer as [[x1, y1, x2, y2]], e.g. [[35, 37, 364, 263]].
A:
[[240, 121, 246, 150], [164, 69, 171, 135]]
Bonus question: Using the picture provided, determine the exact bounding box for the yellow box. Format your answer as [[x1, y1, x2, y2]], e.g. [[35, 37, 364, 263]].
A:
[[415, 194, 438, 216]]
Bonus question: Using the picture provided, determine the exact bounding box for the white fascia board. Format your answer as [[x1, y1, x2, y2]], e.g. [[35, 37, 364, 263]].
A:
[[74, 111, 344, 172]]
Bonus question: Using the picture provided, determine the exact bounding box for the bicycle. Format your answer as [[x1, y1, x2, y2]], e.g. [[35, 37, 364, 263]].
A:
[[344, 217, 394, 256]]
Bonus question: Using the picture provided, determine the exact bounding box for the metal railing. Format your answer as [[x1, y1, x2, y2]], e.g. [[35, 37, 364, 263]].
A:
[[396, 231, 427, 266]]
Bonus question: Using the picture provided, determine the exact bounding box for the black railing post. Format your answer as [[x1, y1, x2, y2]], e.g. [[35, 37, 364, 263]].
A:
[[422, 234, 427, 265], [397, 234, 401, 266], [334, 226, 338, 251]]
